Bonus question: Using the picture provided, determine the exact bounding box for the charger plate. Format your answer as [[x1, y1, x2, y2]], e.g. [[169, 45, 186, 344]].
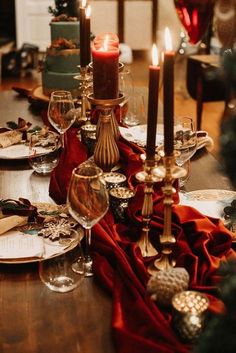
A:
[[0, 140, 56, 160], [179, 189, 236, 241], [0, 202, 83, 264], [119, 124, 164, 147]]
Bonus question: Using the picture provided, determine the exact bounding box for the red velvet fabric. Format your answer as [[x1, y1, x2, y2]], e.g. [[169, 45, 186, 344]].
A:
[[49, 126, 236, 353]]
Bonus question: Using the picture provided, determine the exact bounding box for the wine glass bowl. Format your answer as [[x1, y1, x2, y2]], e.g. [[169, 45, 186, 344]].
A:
[[67, 163, 109, 276], [28, 130, 61, 175], [48, 90, 77, 146]]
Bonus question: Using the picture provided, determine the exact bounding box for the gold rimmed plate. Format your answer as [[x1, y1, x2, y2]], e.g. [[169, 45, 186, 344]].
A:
[[0, 202, 83, 264]]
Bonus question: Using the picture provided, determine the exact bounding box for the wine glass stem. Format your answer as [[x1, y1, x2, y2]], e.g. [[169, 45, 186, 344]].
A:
[[60, 132, 65, 148], [84, 227, 93, 277]]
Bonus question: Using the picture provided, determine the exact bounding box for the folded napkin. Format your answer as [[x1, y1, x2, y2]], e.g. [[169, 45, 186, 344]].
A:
[[196, 130, 214, 151], [0, 215, 28, 235], [0, 130, 22, 148]]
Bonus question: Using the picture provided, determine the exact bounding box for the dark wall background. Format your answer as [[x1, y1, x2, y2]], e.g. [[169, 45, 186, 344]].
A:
[[0, 0, 16, 45]]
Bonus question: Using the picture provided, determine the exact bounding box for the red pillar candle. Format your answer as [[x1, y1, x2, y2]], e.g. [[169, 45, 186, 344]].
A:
[[85, 5, 91, 66], [163, 27, 174, 156], [79, 0, 87, 68], [146, 44, 160, 160], [92, 37, 119, 99]]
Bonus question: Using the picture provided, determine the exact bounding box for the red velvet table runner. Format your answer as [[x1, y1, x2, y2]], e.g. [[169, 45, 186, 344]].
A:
[[48, 125, 236, 353]]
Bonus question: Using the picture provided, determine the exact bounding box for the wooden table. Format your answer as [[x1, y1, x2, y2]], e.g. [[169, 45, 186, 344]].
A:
[[0, 91, 232, 353]]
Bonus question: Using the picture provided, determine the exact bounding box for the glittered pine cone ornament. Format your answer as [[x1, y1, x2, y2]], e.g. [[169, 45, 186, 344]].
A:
[[147, 267, 189, 307]]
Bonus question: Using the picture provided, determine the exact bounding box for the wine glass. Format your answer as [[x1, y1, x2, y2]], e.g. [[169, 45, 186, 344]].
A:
[[67, 163, 109, 277], [119, 68, 134, 124], [124, 91, 145, 126], [174, 116, 197, 188], [47, 90, 76, 147]]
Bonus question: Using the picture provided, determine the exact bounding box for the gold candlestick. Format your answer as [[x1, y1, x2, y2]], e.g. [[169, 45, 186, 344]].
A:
[[74, 65, 92, 122], [136, 155, 164, 257], [149, 154, 186, 272], [87, 93, 125, 171]]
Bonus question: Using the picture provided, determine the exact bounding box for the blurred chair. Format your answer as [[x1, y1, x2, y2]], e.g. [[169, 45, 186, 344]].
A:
[[186, 54, 227, 130]]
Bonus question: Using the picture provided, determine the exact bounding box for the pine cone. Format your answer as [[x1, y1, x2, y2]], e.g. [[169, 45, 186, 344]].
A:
[[147, 267, 189, 307]]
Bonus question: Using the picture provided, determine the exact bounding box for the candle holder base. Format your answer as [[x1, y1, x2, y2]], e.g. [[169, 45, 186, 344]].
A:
[[135, 155, 163, 258], [137, 226, 158, 258], [86, 94, 125, 172], [149, 155, 187, 272]]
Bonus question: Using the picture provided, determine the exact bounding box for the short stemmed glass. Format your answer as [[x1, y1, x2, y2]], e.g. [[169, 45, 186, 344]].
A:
[[174, 117, 197, 188], [67, 163, 109, 277], [48, 90, 76, 147]]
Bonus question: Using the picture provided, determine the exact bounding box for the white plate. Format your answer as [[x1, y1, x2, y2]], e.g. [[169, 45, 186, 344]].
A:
[[0, 228, 82, 264], [0, 202, 83, 264], [119, 124, 164, 147], [0, 142, 57, 160], [119, 125, 213, 153], [179, 189, 236, 219], [0, 228, 83, 264], [0, 143, 30, 160]]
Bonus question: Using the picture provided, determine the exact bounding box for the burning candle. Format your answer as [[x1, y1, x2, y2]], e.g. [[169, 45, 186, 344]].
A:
[[146, 44, 160, 160], [94, 33, 119, 49], [79, 0, 87, 68], [92, 35, 119, 99], [163, 27, 174, 156], [85, 5, 91, 66]]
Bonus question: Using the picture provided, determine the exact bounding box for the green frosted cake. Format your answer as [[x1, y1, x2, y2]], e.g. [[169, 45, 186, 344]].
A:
[[42, 20, 80, 97]]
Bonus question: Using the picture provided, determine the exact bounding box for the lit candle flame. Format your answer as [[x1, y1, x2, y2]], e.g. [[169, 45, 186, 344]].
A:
[[82, 0, 87, 8], [164, 27, 173, 51], [85, 5, 91, 18], [103, 35, 109, 51], [152, 44, 158, 66]]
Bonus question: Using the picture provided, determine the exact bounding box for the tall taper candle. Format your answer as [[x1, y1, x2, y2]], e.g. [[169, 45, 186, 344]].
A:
[[146, 44, 160, 160], [163, 27, 174, 156], [85, 5, 91, 66], [79, 0, 87, 67]]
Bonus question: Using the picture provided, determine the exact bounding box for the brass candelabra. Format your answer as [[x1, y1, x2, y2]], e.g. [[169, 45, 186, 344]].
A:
[[87, 93, 125, 171], [74, 65, 92, 122], [149, 154, 187, 273], [136, 154, 165, 257]]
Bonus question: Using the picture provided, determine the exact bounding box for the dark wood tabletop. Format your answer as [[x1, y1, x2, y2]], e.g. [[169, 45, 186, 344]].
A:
[[0, 90, 233, 353]]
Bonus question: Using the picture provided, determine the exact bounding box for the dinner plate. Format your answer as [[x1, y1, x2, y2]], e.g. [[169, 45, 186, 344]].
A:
[[0, 143, 30, 160], [119, 124, 164, 147], [119, 125, 213, 151], [0, 141, 56, 160], [0, 202, 83, 264], [179, 189, 236, 241], [179, 189, 236, 218]]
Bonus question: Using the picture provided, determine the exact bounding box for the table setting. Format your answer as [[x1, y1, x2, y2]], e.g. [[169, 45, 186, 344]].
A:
[[1, 1, 236, 353]]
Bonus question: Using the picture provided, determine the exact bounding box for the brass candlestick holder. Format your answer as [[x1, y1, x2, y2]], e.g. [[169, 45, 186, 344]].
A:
[[136, 154, 165, 257], [149, 154, 187, 272], [74, 65, 92, 122], [87, 93, 125, 171]]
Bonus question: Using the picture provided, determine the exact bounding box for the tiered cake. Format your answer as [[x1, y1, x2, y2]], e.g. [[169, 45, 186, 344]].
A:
[[42, 17, 80, 97]]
